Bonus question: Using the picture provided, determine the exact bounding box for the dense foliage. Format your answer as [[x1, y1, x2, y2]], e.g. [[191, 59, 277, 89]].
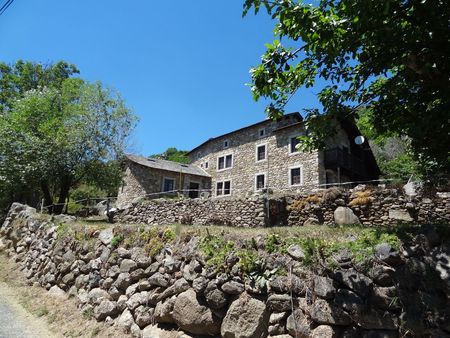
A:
[[243, 0, 450, 180], [151, 147, 190, 164], [0, 61, 137, 214], [356, 108, 420, 181]]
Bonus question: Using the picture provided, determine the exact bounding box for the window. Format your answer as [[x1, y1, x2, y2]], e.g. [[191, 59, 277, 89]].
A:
[[223, 139, 230, 148], [256, 144, 267, 161], [205, 161, 209, 169], [163, 178, 175, 192], [255, 174, 266, 190], [259, 128, 266, 138], [218, 156, 224, 170], [216, 180, 231, 196], [225, 154, 232, 167], [289, 167, 302, 186], [217, 154, 233, 170], [289, 136, 300, 154]]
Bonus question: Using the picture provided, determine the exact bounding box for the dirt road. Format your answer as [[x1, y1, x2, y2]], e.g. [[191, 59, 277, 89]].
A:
[[0, 281, 55, 338]]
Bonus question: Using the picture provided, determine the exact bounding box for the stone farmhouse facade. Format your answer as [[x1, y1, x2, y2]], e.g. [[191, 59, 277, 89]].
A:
[[188, 112, 379, 198], [117, 113, 379, 207], [116, 154, 210, 208]]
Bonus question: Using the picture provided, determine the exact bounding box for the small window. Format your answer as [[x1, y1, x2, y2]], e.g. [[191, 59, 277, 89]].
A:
[[200, 163, 203, 168], [216, 180, 231, 196], [256, 144, 266, 161], [290, 167, 302, 186], [163, 178, 175, 192], [223, 139, 230, 148], [218, 154, 233, 170], [259, 128, 266, 138], [205, 161, 209, 169], [256, 174, 265, 190], [290, 136, 300, 154]]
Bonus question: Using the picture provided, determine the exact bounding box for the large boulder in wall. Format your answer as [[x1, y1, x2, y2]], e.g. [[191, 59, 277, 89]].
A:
[[172, 289, 221, 336], [221, 294, 269, 338], [334, 207, 361, 226]]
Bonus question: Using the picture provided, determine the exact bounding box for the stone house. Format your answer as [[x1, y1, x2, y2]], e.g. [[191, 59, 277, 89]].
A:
[[188, 112, 379, 198], [116, 154, 210, 208], [117, 113, 379, 206]]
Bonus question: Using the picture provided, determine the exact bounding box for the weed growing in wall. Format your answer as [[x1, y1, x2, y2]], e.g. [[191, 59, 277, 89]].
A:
[[110, 234, 124, 248], [349, 189, 374, 206], [264, 228, 401, 267], [200, 236, 235, 271]]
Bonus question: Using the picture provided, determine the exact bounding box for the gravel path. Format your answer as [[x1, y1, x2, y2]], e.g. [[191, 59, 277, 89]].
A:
[[0, 282, 55, 338]]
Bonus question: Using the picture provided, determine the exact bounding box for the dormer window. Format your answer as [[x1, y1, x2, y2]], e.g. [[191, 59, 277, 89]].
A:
[[289, 136, 300, 154], [223, 139, 230, 149]]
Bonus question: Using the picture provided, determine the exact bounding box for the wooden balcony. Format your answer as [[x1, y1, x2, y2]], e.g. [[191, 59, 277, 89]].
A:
[[324, 147, 365, 177]]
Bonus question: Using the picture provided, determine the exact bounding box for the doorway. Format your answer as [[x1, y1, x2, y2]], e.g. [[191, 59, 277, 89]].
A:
[[189, 182, 200, 198]]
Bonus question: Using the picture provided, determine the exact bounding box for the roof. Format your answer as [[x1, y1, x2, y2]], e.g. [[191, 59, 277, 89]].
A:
[[125, 154, 210, 177], [188, 112, 303, 155]]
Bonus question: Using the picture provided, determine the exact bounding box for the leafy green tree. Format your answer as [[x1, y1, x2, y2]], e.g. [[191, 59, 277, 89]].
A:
[[0, 61, 137, 214], [151, 147, 189, 164], [243, 0, 450, 180], [356, 107, 420, 181]]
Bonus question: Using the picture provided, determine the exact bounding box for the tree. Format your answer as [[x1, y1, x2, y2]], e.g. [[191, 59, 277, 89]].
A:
[[243, 0, 450, 180], [357, 107, 420, 181], [151, 147, 190, 164], [0, 61, 137, 214]]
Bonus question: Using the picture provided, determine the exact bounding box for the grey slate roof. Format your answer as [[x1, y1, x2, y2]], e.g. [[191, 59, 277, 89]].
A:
[[187, 112, 303, 155], [125, 154, 210, 177]]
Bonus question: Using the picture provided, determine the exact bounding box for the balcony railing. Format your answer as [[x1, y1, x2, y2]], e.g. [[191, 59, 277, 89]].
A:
[[324, 148, 365, 176]]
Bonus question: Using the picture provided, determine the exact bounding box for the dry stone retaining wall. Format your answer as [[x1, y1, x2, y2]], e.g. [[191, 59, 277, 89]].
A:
[[118, 197, 267, 228], [117, 187, 450, 228], [1, 203, 450, 337], [285, 187, 450, 227]]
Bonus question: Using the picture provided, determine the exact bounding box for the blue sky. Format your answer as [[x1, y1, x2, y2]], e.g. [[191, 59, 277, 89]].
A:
[[0, 1, 322, 155]]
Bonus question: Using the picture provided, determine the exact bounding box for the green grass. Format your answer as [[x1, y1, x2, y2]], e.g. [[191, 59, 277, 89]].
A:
[[46, 215, 449, 273]]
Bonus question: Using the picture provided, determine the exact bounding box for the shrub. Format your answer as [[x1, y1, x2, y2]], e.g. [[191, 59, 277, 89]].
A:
[[305, 194, 322, 204], [287, 199, 307, 210], [349, 189, 374, 206], [265, 234, 281, 253], [200, 235, 235, 271], [110, 235, 123, 248], [236, 249, 259, 275]]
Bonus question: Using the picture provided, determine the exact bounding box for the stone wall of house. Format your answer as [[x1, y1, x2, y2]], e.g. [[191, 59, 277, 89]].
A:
[[189, 115, 323, 198], [1, 203, 449, 337], [118, 197, 266, 228], [117, 161, 211, 209]]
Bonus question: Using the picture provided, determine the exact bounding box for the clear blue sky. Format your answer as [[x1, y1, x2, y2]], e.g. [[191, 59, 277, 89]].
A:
[[0, 1, 321, 155]]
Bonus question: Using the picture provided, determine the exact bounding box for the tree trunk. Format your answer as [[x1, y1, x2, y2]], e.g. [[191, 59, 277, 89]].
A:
[[54, 175, 72, 215], [40, 181, 53, 214]]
